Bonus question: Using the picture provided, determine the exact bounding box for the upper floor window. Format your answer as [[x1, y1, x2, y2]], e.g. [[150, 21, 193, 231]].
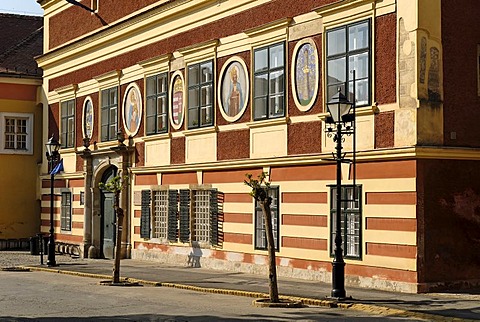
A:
[[254, 186, 280, 251], [330, 185, 362, 259], [146, 73, 168, 135], [326, 20, 370, 106], [100, 87, 118, 142], [253, 42, 285, 120], [61, 99, 75, 148], [188, 60, 214, 129], [0, 112, 33, 155]]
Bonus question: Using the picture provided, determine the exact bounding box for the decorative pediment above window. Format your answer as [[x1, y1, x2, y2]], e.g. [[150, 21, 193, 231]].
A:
[[139, 54, 171, 77], [94, 69, 122, 89]]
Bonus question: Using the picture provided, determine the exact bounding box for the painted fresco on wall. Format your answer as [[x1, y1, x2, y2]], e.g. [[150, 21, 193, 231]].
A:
[[122, 83, 142, 136], [82, 97, 94, 139], [291, 38, 318, 111], [170, 71, 185, 129], [218, 57, 249, 121]]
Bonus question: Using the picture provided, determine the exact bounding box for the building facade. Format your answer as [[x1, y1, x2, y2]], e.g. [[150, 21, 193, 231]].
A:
[[0, 14, 43, 248], [36, 0, 480, 293]]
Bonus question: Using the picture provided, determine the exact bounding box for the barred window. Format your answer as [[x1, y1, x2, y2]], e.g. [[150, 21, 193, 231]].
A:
[[330, 185, 362, 259], [61, 191, 72, 231], [192, 190, 211, 243], [152, 190, 169, 239], [254, 186, 279, 251]]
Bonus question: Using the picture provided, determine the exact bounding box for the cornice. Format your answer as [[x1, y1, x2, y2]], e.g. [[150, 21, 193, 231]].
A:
[[131, 146, 480, 174]]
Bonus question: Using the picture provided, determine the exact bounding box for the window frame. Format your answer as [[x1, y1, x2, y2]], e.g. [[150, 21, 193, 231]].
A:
[[254, 186, 280, 251], [151, 190, 169, 240], [60, 191, 72, 231], [0, 112, 33, 155], [329, 184, 362, 260], [187, 60, 214, 129], [146, 73, 169, 135], [191, 189, 212, 244], [60, 99, 75, 148], [326, 19, 371, 107], [100, 87, 118, 142], [253, 42, 286, 121]]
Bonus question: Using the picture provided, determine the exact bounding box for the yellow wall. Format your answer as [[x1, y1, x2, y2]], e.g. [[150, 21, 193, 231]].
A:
[[0, 81, 43, 239]]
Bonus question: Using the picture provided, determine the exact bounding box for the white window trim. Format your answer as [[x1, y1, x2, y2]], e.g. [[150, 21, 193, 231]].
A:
[[0, 112, 34, 155]]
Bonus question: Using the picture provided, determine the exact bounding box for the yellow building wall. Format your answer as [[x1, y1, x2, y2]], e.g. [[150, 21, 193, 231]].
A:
[[0, 79, 43, 239]]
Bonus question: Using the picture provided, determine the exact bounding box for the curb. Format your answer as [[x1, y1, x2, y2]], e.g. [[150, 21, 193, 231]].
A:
[[20, 266, 478, 322]]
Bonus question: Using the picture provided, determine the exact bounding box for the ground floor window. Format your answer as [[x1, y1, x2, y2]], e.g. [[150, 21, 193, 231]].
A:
[[254, 186, 279, 251], [330, 185, 362, 259], [61, 191, 72, 231], [141, 188, 220, 246]]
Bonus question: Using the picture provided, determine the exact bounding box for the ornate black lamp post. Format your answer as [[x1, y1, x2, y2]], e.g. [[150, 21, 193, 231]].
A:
[[45, 135, 61, 267], [326, 88, 354, 299]]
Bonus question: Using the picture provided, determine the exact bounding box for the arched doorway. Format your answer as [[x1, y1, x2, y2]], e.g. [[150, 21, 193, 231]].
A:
[[100, 165, 117, 258]]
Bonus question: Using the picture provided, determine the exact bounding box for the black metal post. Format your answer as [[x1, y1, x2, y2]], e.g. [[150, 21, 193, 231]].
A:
[[331, 121, 346, 298], [47, 158, 57, 267]]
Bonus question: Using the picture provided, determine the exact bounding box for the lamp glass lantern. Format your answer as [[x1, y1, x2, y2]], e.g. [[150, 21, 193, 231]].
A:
[[45, 136, 61, 157], [326, 89, 353, 123]]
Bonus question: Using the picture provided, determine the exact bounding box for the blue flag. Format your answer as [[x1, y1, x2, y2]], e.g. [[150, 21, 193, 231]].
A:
[[51, 158, 64, 175]]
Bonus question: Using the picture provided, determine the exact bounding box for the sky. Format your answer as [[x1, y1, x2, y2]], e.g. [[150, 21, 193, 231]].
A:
[[0, 0, 43, 16]]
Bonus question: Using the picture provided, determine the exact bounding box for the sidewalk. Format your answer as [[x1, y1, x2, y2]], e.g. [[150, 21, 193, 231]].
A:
[[5, 252, 480, 321]]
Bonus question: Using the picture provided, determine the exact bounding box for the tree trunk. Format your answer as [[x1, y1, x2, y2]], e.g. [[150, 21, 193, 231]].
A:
[[261, 199, 279, 303], [112, 193, 123, 284]]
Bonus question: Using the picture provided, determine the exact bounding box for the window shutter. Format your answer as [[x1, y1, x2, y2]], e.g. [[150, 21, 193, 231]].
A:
[[140, 190, 151, 239], [168, 190, 178, 242], [209, 189, 219, 246], [179, 189, 190, 243]]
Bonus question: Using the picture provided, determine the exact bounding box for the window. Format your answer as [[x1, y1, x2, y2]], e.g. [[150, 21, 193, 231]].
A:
[[330, 185, 362, 259], [253, 42, 285, 120], [326, 20, 370, 106], [0, 112, 33, 154], [140, 188, 220, 246], [61, 191, 72, 231], [61, 99, 75, 148], [141, 190, 178, 242], [188, 60, 214, 129], [152, 190, 169, 239], [100, 87, 118, 141], [146, 73, 168, 134], [254, 186, 279, 251]]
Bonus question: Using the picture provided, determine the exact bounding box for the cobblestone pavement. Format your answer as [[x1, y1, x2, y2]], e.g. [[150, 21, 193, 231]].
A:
[[0, 251, 86, 267]]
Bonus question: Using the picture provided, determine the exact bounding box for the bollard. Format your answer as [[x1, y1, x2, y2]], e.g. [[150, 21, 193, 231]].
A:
[[37, 233, 44, 265]]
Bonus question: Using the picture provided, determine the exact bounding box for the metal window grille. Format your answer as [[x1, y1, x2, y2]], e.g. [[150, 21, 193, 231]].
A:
[[253, 42, 286, 120], [100, 87, 118, 141], [61, 99, 75, 148], [61, 192, 72, 231], [192, 190, 210, 243], [152, 190, 169, 239], [254, 187, 279, 251], [330, 185, 362, 259], [4, 117, 28, 150], [146, 73, 168, 134], [326, 19, 371, 106]]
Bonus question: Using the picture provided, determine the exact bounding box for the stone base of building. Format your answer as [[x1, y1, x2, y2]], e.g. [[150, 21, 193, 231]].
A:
[[131, 247, 417, 294]]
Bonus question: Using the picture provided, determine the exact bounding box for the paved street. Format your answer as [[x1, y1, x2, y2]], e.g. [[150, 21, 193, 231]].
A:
[[0, 270, 421, 321], [1, 252, 480, 321]]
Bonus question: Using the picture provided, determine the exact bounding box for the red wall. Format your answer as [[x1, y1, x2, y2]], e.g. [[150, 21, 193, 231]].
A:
[[441, 1, 480, 147]]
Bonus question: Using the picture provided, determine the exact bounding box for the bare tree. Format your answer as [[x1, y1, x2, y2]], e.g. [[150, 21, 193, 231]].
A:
[[99, 174, 128, 284], [244, 172, 279, 303]]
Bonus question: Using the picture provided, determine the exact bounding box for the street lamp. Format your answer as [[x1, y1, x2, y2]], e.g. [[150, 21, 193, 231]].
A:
[[45, 135, 61, 267], [326, 88, 354, 299]]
